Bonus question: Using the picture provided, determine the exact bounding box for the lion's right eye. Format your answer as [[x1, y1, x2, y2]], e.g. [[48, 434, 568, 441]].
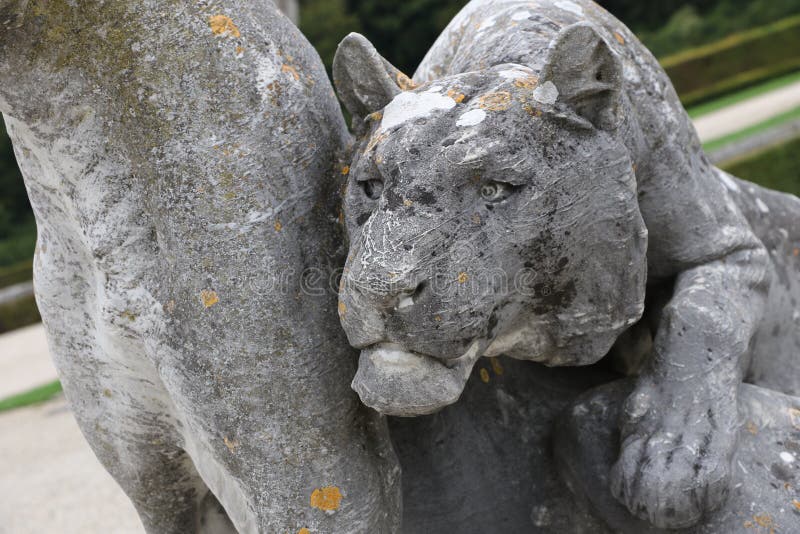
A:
[[360, 179, 384, 200], [480, 181, 514, 203]]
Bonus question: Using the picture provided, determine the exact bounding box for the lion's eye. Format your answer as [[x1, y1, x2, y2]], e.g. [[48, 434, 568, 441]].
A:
[[480, 181, 513, 203], [359, 179, 384, 200]]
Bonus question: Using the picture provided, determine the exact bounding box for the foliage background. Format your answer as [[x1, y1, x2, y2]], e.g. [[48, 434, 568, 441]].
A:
[[300, 0, 800, 73]]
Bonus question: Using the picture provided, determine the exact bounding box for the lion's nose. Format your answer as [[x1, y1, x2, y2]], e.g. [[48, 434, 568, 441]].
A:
[[389, 281, 426, 312]]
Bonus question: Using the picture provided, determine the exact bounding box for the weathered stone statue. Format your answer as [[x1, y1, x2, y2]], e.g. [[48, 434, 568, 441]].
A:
[[0, 1, 400, 533], [4, 0, 800, 532], [333, 0, 800, 530]]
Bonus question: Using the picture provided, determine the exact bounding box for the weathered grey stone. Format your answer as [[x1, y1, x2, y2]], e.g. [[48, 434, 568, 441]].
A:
[[557, 380, 800, 533], [0, 1, 400, 533], [333, 0, 800, 529]]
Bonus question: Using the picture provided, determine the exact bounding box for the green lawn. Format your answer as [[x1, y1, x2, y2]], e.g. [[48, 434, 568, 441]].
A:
[[0, 380, 62, 413]]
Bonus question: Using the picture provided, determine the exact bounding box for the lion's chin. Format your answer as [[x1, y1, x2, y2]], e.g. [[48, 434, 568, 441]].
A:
[[351, 342, 483, 417]]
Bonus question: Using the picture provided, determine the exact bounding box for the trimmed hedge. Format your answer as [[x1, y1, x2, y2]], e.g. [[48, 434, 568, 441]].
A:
[[0, 293, 40, 334], [662, 15, 800, 106], [0, 219, 36, 268], [722, 136, 800, 196], [0, 259, 32, 288]]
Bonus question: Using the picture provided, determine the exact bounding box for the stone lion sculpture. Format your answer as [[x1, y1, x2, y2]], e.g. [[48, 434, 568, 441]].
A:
[[333, 0, 800, 529], [4, 0, 800, 532]]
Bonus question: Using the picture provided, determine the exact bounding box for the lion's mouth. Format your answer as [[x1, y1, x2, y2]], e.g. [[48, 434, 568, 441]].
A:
[[351, 342, 483, 416]]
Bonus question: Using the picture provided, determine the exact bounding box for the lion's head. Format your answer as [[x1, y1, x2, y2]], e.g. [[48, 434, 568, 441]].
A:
[[333, 25, 647, 416]]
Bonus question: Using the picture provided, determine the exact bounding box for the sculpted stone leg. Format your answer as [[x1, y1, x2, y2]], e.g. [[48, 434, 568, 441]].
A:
[[30, 229, 226, 533], [731, 178, 800, 396], [556, 380, 800, 532], [1, 1, 400, 532]]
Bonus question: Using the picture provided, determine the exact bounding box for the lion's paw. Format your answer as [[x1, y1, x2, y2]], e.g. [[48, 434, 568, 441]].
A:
[[609, 387, 735, 529]]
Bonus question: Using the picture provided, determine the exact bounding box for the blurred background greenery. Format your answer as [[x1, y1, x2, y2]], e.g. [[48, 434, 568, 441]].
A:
[[0, 0, 798, 334], [301, 0, 800, 79]]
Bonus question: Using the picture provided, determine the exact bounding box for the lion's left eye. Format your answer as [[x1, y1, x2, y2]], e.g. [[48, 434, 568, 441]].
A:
[[480, 181, 514, 203]]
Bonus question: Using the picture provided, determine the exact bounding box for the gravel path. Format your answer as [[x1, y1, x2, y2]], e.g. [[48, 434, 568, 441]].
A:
[[0, 395, 143, 534], [693, 79, 800, 142], [0, 323, 56, 399]]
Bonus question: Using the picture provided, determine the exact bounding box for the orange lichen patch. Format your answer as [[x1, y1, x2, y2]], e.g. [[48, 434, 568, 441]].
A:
[[403, 199, 413, 207], [746, 420, 758, 435], [478, 91, 512, 111], [282, 64, 301, 81], [457, 272, 469, 284], [447, 89, 466, 103], [102, 388, 112, 398], [209, 15, 241, 38], [224, 436, 239, 452], [613, 31, 625, 45], [513, 76, 539, 90], [298, 529, 311, 534], [396, 71, 418, 91], [743, 513, 776, 533], [338, 302, 347, 316], [366, 111, 383, 122], [235, 46, 245, 56], [471, 213, 481, 224], [310, 486, 342, 511], [434, 315, 442, 322], [274, 220, 283, 232], [201, 290, 219, 308], [490, 358, 504, 376], [793, 499, 800, 511], [794, 248, 799, 257], [341, 165, 350, 175], [165, 300, 176, 314], [522, 104, 543, 118], [480, 368, 490, 383]]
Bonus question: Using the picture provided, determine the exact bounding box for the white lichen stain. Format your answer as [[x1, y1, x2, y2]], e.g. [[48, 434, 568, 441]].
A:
[[380, 87, 456, 132], [456, 109, 487, 127], [555, 0, 584, 16], [533, 81, 559, 105], [498, 66, 533, 80], [717, 170, 741, 192]]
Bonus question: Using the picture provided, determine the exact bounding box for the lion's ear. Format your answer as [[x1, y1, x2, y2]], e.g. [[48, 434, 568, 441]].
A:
[[334, 33, 413, 129], [541, 23, 623, 130]]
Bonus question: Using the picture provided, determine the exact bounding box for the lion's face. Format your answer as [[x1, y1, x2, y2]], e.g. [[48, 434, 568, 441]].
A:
[[333, 30, 647, 416]]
